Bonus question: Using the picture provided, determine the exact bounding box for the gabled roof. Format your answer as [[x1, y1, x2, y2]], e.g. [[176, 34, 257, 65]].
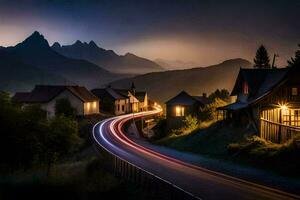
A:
[[231, 68, 289, 97], [165, 91, 209, 106], [13, 85, 98, 103], [92, 88, 128, 100], [135, 91, 147, 102]]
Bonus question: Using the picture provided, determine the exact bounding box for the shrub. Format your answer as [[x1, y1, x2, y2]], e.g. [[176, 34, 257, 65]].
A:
[[55, 98, 77, 118], [183, 115, 198, 130]]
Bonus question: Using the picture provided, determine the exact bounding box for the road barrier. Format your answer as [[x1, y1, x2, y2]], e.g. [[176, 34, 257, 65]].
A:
[[93, 131, 201, 200]]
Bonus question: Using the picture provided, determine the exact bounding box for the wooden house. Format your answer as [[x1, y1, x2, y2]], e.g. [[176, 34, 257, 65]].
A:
[[165, 91, 210, 129], [12, 85, 99, 117], [92, 85, 148, 115], [218, 67, 300, 143]]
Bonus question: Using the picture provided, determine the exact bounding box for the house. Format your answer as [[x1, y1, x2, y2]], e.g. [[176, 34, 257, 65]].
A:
[[12, 85, 99, 117], [218, 67, 300, 143], [91, 87, 131, 115], [92, 84, 148, 115], [165, 91, 210, 129]]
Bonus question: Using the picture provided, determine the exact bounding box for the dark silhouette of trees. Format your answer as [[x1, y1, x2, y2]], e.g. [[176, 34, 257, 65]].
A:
[[209, 89, 230, 102], [55, 98, 77, 118], [0, 93, 80, 173], [288, 44, 300, 67], [253, 45, 271, 69]]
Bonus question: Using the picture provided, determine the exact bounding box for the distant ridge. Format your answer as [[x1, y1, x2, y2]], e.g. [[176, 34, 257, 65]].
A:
[[0, 31, 124, 92], [52, 40, 164, 74], [110, 58, 252, 103]]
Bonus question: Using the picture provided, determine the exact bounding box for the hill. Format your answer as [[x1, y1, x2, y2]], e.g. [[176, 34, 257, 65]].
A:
[[110, 58, 252, 103], [0, 49, 69, 93], [1, 31, 123, 91], [52, 41, 164, 74], [154, 58, 200, 70]]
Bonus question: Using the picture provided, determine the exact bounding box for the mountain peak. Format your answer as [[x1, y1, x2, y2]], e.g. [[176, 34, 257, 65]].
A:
[[52, 42, 61, 49], [16, 31, 49, 49], [74, 40, 83, 46], [124, 52, 136, 57], [89, 40, 98, 48]]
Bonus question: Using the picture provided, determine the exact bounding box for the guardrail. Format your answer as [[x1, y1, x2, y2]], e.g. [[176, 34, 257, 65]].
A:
[[93, 121, 201, 200]]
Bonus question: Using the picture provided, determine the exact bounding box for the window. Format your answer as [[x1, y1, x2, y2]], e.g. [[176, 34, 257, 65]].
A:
[[243, 82, 249, 94], [117, 104, 120, 111], [292, 87, 298, 96], [175, 106, 185, 117], [93, 101, 97, 109], [122, 105, 125, 111], [87, 102, 90, 110]]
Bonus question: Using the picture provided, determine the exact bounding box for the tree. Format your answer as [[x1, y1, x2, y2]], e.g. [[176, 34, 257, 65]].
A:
[[209, 89, 230, 102], [253, 45, 271, 69], [288, 44, 300, 67], [42, 115, 81, 175], [55, 98, 76, 118]]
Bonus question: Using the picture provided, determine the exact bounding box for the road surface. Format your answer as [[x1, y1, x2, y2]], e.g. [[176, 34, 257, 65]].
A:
[[93, 110, 300, 200]]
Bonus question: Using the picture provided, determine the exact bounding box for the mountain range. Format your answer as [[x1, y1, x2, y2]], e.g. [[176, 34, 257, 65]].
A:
[[110, 58, 252, 103], [0, 31, 128, 92], [52, 41, 163, 74]]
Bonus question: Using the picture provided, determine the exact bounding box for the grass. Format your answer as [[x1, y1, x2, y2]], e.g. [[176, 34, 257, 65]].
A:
[[154, 119, 300, 177], [155, 121, 253, 157]]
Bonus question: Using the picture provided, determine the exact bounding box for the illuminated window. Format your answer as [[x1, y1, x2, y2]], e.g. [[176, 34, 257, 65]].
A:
[[175, 106, 185, 117], [243, 82, 249, 94], [93, 101, 97, 109], [292, 87, 298, 96], [87, 102, 90, 110]]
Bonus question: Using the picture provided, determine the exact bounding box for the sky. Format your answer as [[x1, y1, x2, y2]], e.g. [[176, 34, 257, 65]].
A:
[[0, 0, 299, 67]]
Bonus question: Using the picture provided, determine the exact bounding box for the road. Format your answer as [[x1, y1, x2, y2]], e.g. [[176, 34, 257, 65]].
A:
[[93, 109, 300, 200]]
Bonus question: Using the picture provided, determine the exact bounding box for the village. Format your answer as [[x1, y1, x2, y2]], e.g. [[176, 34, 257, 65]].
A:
[[1, 1, 300, 199]]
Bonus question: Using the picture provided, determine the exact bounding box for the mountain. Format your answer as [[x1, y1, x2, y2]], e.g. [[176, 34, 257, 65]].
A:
[[0, 49, 69, 92], [52, 40, 164, 74], [154, 58, 200, 70], [110, 58, 252, 103], [2, 31, 123, 90]]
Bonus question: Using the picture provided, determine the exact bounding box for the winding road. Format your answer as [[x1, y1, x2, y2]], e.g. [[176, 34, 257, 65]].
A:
[[93, 109, 300, 200]]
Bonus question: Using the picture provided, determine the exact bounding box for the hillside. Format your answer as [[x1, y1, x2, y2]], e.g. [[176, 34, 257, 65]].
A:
[[1, 31, 123, 91], [52, 41, 164, 74], [110, 58, 252, 103], [0, 50, 70, 93], [154, 58, 200, 70]]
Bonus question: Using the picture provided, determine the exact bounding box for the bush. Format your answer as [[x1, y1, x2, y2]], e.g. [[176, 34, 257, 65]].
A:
[[227, 135, 300, 175], [199, 98, 228, 121], [55, 98, 77, 118], [183, 115, 198, 130]]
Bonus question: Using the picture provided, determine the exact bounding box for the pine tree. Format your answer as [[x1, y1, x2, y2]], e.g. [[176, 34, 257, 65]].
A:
[[288, 44, 300, 67], [253, 45, 271, 68]]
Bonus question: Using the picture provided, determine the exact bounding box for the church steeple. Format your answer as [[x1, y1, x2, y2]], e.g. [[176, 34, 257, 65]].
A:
[[131, 82, 136, 95]]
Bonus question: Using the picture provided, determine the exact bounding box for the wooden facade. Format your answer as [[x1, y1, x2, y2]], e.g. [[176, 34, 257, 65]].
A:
[[220, 67, 300, 143]]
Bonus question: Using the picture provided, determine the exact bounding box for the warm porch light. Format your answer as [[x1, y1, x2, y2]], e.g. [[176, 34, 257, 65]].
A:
[[278, 103, 288, 111]]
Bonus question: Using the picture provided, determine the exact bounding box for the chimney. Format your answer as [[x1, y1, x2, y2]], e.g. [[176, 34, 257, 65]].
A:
[[202, 93, 207, 98]]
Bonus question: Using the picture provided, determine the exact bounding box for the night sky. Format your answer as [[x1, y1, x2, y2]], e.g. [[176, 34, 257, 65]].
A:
[[0, 0, 299, 67]]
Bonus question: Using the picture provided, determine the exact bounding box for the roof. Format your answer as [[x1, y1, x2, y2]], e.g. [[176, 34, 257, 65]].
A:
[[92, 87, 147, 101], [92, 88, 128, 100], [217, 102, 248, 111], [13, 85, 98, 103], [165, 91, 209, 106], [135, 91, 147, 102], [231, 68, 289, 98], [222, 67, 291, 111]]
